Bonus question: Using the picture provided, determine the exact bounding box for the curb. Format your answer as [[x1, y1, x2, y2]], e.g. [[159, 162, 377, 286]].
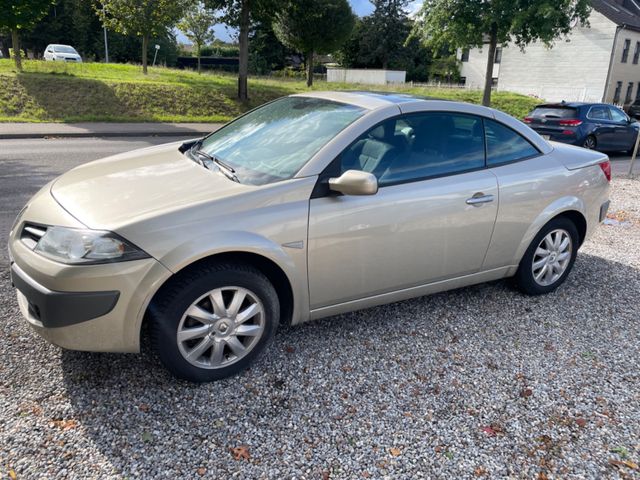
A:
[[0, 131, 210, 140]]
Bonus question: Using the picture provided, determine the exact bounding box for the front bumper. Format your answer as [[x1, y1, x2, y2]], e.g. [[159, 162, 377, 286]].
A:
[[11, 263, 120, 328], [8, 187, 172, 352]]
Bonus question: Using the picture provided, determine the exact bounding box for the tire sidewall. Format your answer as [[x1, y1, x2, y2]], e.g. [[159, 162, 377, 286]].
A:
[[516, 217, 580, 295], [152, 267, 279, 382]]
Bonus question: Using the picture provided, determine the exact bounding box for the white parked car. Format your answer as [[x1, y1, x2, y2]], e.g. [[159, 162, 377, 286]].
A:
[[43, 44, 82, 62]]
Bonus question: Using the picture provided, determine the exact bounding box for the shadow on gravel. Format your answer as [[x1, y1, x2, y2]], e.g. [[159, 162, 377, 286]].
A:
[[58, 252, 639, 476]]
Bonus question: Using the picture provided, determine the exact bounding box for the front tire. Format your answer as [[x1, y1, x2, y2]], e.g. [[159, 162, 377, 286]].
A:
[[150, 263, 279, 382], [514, 217, 579, 295]]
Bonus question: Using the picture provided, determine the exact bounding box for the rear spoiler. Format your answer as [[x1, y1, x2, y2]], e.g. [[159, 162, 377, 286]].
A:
[[549, 141, 609, 170]]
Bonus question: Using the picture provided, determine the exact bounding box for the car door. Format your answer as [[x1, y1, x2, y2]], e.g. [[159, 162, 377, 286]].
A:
[[608, 106, 636, 149], [307, 112, 499, 310], [586, 105, 614, 149]]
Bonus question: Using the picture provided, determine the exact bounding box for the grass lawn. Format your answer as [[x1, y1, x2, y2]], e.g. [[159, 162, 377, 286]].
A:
[[0, 60, 540, 123]]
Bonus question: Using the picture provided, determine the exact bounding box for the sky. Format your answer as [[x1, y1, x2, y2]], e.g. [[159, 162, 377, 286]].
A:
[[182, 0, 423, 44]]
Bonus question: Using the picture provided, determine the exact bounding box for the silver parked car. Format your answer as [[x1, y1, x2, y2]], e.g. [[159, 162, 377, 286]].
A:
[[9, 92, 611, 382]]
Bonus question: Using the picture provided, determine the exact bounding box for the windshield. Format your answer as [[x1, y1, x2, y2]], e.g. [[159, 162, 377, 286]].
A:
[[198, 97, 366, 185], [54, 46, 77, 54], [530, 107, 577, 118]]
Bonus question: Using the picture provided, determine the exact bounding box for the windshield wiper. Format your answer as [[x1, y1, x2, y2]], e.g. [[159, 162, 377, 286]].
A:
[[193, 150, 240, 183]]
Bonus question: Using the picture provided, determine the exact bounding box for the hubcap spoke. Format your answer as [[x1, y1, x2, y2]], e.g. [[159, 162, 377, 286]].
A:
[[226, 336, 246, 356], [177, 324, 210, 342], [236, 303, 260, 324], [186, 336, 213, 361], [186, 305, 217, 324], [533, 257, 547, 270], [235, 324, 263, 337], [209, 290, 227, 317], [209, 340, 225, 366], [227, 290, 247, 318]]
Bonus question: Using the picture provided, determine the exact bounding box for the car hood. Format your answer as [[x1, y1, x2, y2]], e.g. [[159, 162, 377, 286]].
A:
[[50, 141, 251, 230]]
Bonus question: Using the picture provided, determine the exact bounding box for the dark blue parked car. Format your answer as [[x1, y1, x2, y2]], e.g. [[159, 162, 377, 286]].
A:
[[524, 102, 639, 152]]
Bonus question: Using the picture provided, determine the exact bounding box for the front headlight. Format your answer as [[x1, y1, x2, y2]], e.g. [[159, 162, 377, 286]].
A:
[[34, 227, 150, 265]]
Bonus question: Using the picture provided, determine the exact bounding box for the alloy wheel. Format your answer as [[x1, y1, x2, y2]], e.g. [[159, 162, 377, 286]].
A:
[[176, 286, 265, 369], [583, 137, 596, 149], [531, 229, 573, 287]]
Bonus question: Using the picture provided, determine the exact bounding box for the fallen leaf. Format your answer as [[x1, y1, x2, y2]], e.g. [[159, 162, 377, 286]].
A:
[[474, 466, 487, 477], [284, 346, 295, 353], [389, 447, 402, 457], [138, 403, 150, 413], [537, 472, 549, 480], [8, 469, 17, 480], [50, 419, 78, 430], [482, 426, 497, 437], [141, 431, 153, 443], [321, 471, 330, 480], [575, 418, 587, 428], [623, 460, 639, 470], [231, 445, 250, 461], [341, 366, 353, 372], [197, 467, 206, 476], [520, 388, 533, 398]]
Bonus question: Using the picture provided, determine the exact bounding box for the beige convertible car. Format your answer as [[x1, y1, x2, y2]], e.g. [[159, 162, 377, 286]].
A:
[[9, 92, 611, 382]]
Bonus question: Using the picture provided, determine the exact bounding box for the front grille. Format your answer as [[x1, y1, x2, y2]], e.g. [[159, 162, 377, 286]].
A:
[[21, 223, 48, 249]]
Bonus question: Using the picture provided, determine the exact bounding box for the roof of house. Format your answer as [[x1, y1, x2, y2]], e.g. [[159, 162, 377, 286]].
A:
[[592, 0, 640, 31]]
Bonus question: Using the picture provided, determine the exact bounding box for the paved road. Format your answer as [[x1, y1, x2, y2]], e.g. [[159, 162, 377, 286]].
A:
[[0, 136, 193, 266]]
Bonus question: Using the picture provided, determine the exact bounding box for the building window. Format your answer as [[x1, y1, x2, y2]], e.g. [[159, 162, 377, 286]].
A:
[[460, 77, 467, 86], [494, 47, 502, 64], [634, 42, 640, 64], [614, 81, 623, 103], [626, 82, 634, 103], [461, 49, 470, 62], [622, 39, 631, 63]]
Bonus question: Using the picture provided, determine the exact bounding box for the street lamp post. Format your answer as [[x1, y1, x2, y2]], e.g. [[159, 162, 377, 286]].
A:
[[103, 27, 109, 63], [152, 44, 160, 67]]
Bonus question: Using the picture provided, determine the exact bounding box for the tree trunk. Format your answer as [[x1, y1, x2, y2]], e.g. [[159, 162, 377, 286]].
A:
[[306, 51, 314, 87], [197, 44, 201, 74], [142, 34, 148, 74], [482, 23, 498, 107], [237, 0, 250, 100], [11, 29, 22, 72]]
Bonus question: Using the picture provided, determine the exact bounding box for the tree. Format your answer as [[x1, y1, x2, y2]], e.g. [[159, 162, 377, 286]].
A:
[[96, 0, 190, 74], [360, 0, 409, 70], [207, 0, 282, 101], [178, 2, 216, 73], [0, 0, 54, 70], [274, 0, 355, 87], [412, 0, 591, 106]]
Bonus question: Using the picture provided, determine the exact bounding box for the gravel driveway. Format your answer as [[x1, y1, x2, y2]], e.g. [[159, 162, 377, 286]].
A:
[[1, 178, 639, 479]]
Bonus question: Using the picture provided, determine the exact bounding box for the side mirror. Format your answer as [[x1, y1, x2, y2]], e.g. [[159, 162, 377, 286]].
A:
[[329, 170, 378, 196]]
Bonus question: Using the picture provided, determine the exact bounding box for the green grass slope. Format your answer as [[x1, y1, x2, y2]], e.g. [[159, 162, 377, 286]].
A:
[[0, 60, 540, 123]]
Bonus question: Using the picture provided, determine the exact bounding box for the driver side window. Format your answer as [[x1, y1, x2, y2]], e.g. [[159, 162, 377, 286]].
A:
[[339, 112, 485, 186]]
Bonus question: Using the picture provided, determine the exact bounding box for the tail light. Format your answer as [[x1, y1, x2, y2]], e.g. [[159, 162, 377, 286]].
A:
[[523, 117, 533, 123], [559, 119, 583, 126], [599, 160, 611, 182]]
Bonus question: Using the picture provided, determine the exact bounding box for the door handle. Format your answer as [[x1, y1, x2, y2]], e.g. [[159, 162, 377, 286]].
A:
[[466, 193, 494, 206]]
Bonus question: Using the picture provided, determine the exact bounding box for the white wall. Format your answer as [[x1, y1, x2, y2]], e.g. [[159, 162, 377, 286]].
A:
[[497, 11, 617, 102], [327, 68, 406, 85], [606, 28, 640, 106], [458, 49, 500, 89]]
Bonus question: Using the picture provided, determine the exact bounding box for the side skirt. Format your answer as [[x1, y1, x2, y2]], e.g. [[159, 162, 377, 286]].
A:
[[308, 266, 516, 322]]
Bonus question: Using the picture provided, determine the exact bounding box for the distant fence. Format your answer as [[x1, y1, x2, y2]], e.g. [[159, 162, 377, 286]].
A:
[[176, 56, 239, 72]]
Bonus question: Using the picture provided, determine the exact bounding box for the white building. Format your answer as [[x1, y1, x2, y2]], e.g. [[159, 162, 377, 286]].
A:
[[459, 0, 640, 106], [327, 68, 406, 85]]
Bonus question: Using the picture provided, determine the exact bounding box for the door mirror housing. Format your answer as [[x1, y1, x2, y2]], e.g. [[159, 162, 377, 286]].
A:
[[329, 170, 378, 196]]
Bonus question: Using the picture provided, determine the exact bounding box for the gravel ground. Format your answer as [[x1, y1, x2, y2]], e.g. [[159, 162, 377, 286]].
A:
[[1, 178, 639, 479]]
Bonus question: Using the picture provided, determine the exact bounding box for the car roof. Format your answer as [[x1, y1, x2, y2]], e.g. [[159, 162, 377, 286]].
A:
[[534, 102, 609, 109], [292, 90, 446, 110]]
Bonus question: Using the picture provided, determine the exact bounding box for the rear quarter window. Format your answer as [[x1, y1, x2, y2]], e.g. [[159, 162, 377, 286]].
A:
[[531, 107, 578, 119]]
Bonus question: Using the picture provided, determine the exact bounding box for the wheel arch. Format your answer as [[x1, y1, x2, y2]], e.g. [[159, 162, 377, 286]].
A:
[[143, 251, 296, 338], [512, 199, 588, 268]]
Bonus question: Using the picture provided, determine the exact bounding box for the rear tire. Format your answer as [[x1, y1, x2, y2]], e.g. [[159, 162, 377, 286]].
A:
[[583, 135, 597, 150], [150, 263, 279, 382], [514, 217, 579, 295]]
